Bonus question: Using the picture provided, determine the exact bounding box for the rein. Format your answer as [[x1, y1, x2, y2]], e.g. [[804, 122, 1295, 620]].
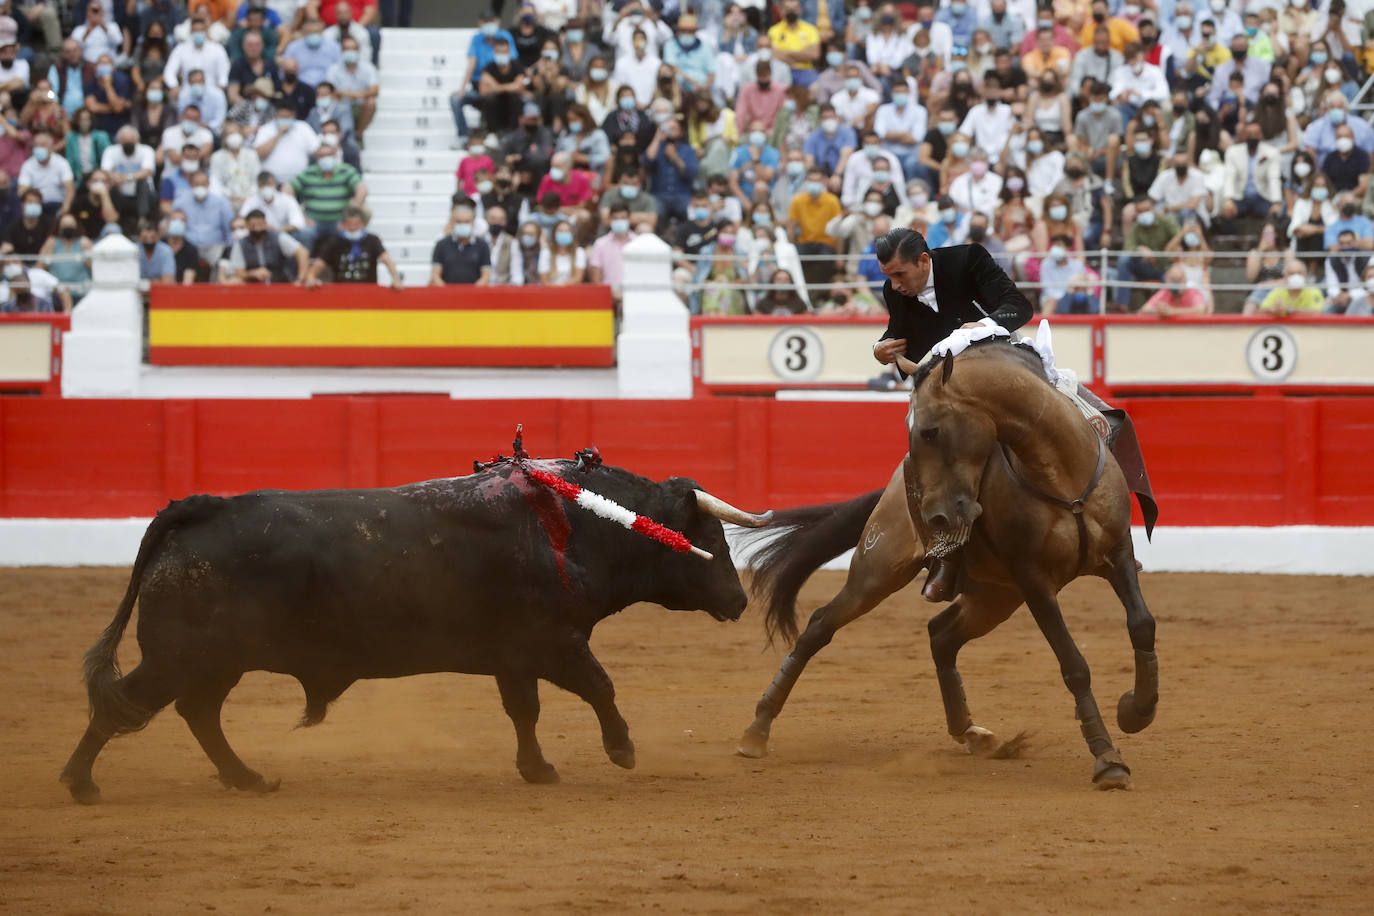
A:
[[996, 433, 1107, 572]]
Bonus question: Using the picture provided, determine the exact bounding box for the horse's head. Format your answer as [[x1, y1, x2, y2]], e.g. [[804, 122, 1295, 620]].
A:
[[898, 351, 996, 542]]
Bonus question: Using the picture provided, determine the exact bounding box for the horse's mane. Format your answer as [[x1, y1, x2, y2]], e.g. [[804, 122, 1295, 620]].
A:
[[910, 337, 1048, 391]]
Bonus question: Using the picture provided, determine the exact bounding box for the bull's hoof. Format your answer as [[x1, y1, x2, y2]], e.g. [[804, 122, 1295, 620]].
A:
[[61, 776, 102, 805], [1117, 690, 1157, 734], [220, 770, 280, 794], [518, 761, 560, 784], [606, 740, 636, 770], [736, 727, 769, 759], [1092, 749, 1132, 791]]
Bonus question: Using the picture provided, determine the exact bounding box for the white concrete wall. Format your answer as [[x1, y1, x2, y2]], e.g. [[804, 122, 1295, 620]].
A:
[[1, 518, 1370, 576]]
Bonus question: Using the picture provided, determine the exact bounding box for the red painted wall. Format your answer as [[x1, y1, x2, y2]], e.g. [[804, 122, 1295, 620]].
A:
[[1, 395, 1371, 525]]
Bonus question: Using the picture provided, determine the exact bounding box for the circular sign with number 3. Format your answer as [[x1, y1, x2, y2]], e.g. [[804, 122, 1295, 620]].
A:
[[1245, 325, 1298, 382], [768, 326, 824, 382]]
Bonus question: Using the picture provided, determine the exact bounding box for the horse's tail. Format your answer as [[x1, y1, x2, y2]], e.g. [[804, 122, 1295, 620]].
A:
[[746, 489, 884, 645], [84, 495, 219, 735]]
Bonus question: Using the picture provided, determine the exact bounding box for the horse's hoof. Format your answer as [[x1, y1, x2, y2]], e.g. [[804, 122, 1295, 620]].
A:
[[606, 740, 636, 770], [1092, 749, 1131, 790], [518, 761, 560, 784], [736, 728, 769, 759], [1117, 690, 1157, 734], [63, 777, 102, 805], [221, 771, 280, 793], [957, 725, 1000, 757]]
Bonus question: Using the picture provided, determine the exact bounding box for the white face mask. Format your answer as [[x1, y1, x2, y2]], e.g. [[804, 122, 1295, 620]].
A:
[[862, 200, 883, 217], [1286, 273, 1305, 290], [224, 132, 243, 150], [192, 185, 209, 201], [260, 186, 276, 202]]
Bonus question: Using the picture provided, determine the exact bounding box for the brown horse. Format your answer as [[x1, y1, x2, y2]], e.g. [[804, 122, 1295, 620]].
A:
[[736, 340, 1159, 789]]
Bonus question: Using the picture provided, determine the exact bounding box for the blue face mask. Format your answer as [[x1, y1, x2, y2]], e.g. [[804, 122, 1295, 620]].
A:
[[951, 141, 970, 158], [749, 131, 767, 147], [555, 230, 574, 246], [1312, 51, 1329, 65], [805, 180, 823, 195], [481, 21, 498, 36], [1049, 204, 1068, 221], [940, 207, 957, 223], [342, 50, 359, 65], [305, 33, 322, 49], [1312, 186, 1330, 201], [494, 52, 511, 66], [33, 146, 49, 162], [276, 116, 292, 130], [453, 222, 473, 238], [753, 211, 771, 224], [148, 89, 164, 104], [568, 121, 583, 134], [938, 122, 955, 136], [786, 160, 804, 177], [23, 202, 41, 219], [892, 93, 909, 107], [96, 64, 113, 78], [1331, 108, 1347, 124], [691, 206, 710, 221], [678, 35, 697, 50], [621, 184, 639, 198], [844, 77, 861, 92], [192, 32, 207, 47], [567, 29, 583, 43], [1184, 232, 1200, 247], [1027, 140, 1044, 154], [873, 169, 891, 184], [619, 95, 635, 110], [343, 228, 364, 241], [610, 218, 629, 234], [826, 51, 844, 68], [168, 217, 187, 236]]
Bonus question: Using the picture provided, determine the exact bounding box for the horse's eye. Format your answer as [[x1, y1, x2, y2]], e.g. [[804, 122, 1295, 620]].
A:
[[920, 427, 939, 443]]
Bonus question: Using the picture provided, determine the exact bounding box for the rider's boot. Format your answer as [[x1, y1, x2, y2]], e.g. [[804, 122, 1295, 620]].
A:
[[922, 552, 962, 602]]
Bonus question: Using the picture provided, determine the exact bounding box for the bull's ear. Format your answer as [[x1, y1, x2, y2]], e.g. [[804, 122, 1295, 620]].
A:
[[941, 351, 955, 385]]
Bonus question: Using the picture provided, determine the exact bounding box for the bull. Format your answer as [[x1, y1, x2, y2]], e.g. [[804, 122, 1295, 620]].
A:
[[60, 455, 771, 803]]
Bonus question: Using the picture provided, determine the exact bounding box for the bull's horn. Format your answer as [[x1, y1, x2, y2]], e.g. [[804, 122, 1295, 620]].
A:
[[895, 355, 920, 377], [693, 490, 773, 528]]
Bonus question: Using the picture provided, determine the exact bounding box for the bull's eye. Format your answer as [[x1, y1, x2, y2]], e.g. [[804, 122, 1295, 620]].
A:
[[919, 427, 939, 443]]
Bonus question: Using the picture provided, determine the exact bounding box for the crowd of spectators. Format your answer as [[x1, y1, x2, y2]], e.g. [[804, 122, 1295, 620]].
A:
[[0, 0, 392, 313], [439, 0, 1374, 317]]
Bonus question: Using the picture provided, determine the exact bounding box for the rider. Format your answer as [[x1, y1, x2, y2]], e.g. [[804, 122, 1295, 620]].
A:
[[872, 227, 1034, 602]]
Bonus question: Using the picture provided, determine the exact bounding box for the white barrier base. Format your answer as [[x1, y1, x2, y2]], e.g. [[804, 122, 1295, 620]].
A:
[[0, 519, 1371, 576]]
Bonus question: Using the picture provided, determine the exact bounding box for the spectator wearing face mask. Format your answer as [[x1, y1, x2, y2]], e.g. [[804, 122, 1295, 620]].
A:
[[1324, 262, 1374, 316], [1113, 195, 1178, 311], [874, 82, 926, 186], [1321, 125, 1370, 195], [768, 0, 821, 88], [228, 30, 281, 107], [824, 189, 885, 259], [598, 169, 657, 234], [787, 166, 840, 287], [160, 105, 216, 171], [291, 140, 364, 250], [172, 170, 235, 264], [1207, 33, 1268, 110], [662, 14, 714, 96], [1109, 42, 1168, 128], [305, 206, 404, 289], [83, 52, 132, 137], [841, 132, 904, 209], [1071, 80, 1121, 185], [646, 116, 698, 224], [254, 98, 319, 184], [0, 256, 64, 312], [239, 171, 305, 233], [613, 27, 662, 108], [1221, 121, 1282, 223], [1258, 272, 1324, 316], [281, 19, 340, 88], [536, 150, 594, 209], [227, 78, 279, 137], [176, 69, 229, 134], [484, 205, 525, 286], [926, 194, 969, 249], [810, 45, 877, 105], [978, 0, 1024, 52], [772, 149, 808, 214], [429, 203, 491, 286], [17, 128, 73, 217], [162, 210, 203, 284], [1, 188, 48, 255], [803, 105, 856, 179], [165, 21, 232, 92], [1304, 92, 1374, 161], [99, 125, 156, 229], [1037, 236, 1095, 315], [228, 207, 309, 284], [136, 217, 176, 284], [160, 144, 208, 213], [737, 61, 788, 134], [69, 169, 118, 238], [742, 36, 793, 90]]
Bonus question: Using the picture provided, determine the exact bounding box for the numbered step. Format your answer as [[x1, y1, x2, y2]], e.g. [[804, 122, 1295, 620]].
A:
[[364, 127, 458, 153], [378, 48, 470, 71], [363, 174, 459, 197], [370, 109, 459, 132], [378, 71, 470, 95], [369, 217, 449, 241], [374, 92, 452, 114], [368, 194, 454, 221], [363, 149, 462, 173]]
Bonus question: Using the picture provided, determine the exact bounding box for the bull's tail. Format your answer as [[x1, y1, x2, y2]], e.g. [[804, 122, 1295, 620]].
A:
[[745, 490, 884, 645], [83, 495, 221, 735]]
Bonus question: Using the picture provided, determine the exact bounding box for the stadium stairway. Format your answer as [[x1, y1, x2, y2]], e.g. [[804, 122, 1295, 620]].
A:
[[366, 27, 474, 286]]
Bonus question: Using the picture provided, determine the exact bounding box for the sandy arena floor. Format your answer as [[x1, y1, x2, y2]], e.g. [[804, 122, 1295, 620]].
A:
[[1, 567, 1370, 913]]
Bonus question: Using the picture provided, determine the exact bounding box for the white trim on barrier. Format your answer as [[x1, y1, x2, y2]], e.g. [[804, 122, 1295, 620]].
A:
[[1, 518, 1370, 576]]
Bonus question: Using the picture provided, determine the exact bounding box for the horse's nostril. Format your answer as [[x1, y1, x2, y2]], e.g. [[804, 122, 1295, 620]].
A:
[[928, 513, 949, 531]]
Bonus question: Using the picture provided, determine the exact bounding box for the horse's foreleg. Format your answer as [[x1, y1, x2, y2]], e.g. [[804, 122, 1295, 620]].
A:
[[738, 491, 921, 759], [929, 584, 1024, 757], [1106, 537, 1159, 734], [1023, 586, 1131, 790]]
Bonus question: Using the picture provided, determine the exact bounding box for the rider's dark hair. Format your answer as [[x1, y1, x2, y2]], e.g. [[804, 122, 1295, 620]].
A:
[[874, 228, 930, 265]]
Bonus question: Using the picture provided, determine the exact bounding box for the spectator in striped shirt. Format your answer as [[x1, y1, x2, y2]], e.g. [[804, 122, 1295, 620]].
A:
[[288, 136, 366, 251]]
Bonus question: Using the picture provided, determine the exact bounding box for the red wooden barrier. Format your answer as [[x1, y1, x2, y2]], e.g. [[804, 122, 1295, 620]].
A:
[[1, 395, 1371, 525]]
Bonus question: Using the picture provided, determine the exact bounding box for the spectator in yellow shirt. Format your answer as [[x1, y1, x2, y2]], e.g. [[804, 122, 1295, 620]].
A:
[[1021, 26, 1072, 79], [1078, 0, 1139, 53], [1187, 21, 1231, 81], [1259, 274, 1324, 316], [768, 0, 822, 88], [788, 166, 842, 288]]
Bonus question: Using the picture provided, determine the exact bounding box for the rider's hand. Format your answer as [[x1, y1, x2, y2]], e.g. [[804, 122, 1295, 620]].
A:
[[872, 337, 907, 364]]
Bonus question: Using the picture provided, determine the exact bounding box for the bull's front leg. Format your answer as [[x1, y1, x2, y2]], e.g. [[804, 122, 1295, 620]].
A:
[[495, 673, 560, 784], [545, 640, 635, 771]]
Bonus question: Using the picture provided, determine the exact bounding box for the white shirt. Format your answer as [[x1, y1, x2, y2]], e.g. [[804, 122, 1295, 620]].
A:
[[163, 40, 232, 89], [99, 142, 156, 195], [536, 246, 587, 283], [739, 51, 791, 87], [916, 265, 938, 312], [612, 51, 662, 107], [1027, 150, 1066, 198], [874, 100, 928, 146], [865, 30, 911, 70], [1, 266, 59, 304], [605, 16, 672, 60], [71, 21, 122, 63], [1147, 166, 1210, 212], [841, 148, 909, 207], [238, 189, 306, 232], [323, 21, 372, 59], [159, 123, 215, 155], [18, 153, 73, 204], [0, 58, 30, 88], [948, 170, 1004, 220], [253, 120, 320, 185], [958, 101, 1015, 161], [1109, 62, 1169, 106], [830, 86, 881, 128], [903, 21, 954, 62]]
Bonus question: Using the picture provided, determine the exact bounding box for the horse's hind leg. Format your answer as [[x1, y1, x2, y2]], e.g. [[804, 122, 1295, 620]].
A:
[[1023, 586, 1132, 790], [60, 663, 176, 804], [1105, 537, 1159, 734], [738, 484, 922, 759], [176, 673, 280, 793], [928, 583, 1025, 757]]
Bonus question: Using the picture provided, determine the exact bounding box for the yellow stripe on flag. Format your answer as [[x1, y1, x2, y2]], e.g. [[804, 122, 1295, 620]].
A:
[[149, 309, 614, 348]]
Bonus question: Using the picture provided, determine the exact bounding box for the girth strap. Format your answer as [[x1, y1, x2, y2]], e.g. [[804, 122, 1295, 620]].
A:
[[997, 434, 1107, 572]]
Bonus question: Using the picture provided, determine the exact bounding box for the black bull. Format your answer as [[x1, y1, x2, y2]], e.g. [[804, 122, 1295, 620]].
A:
[[60, 461, 771, 803]]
